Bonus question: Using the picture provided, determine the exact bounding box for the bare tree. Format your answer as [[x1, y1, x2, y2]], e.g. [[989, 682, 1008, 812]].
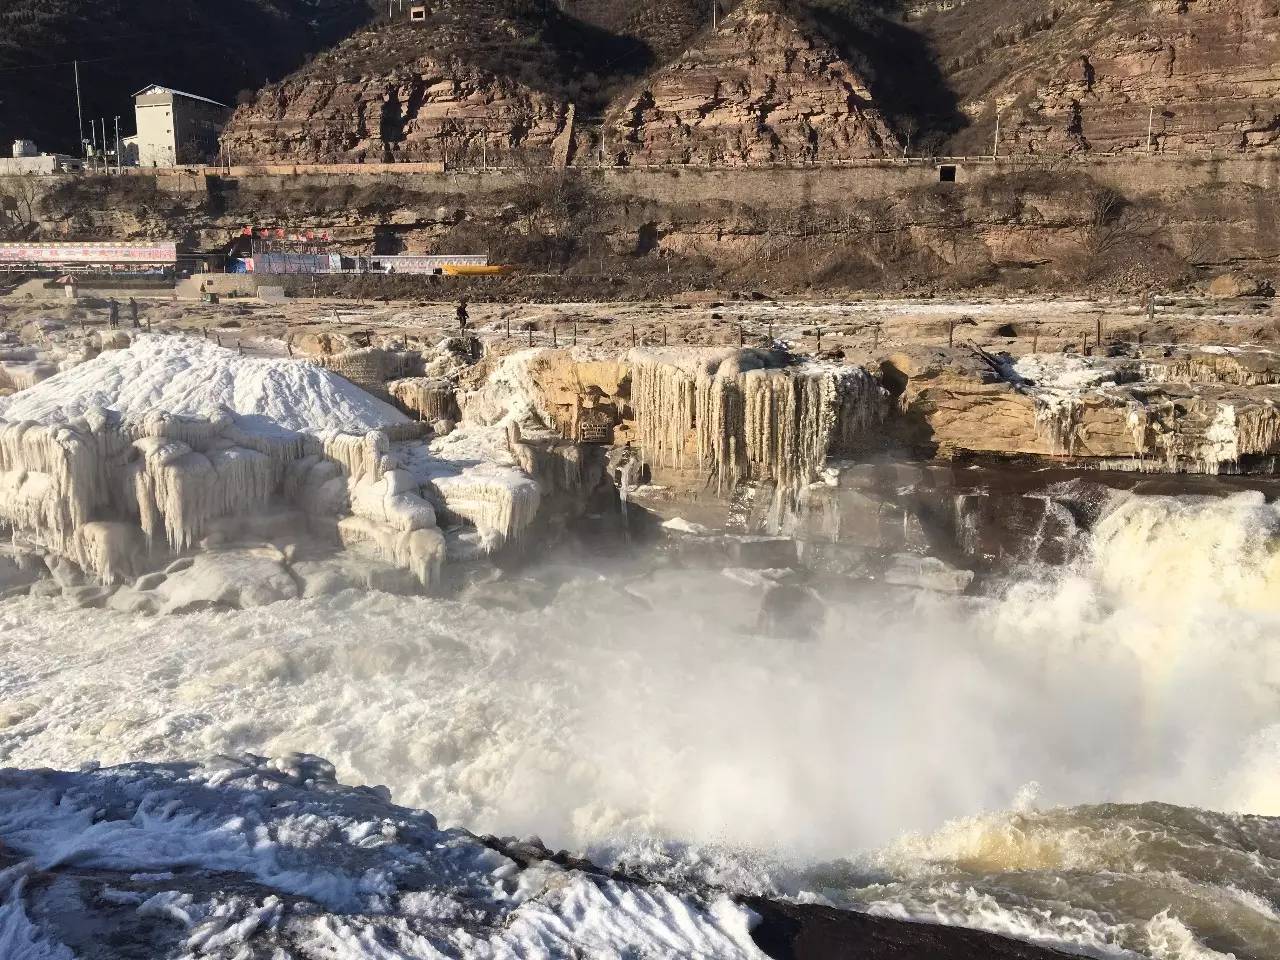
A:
[[0, 176, 42, 237], [1078, 189, 1156, 258]]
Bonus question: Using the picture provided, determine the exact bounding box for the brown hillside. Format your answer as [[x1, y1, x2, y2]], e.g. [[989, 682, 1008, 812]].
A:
[[607, 0, 901, 165], [916, 0, 1280, 154]]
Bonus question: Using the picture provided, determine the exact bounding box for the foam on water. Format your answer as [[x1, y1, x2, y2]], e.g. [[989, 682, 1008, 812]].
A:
[[2, 490, 1280, 957]]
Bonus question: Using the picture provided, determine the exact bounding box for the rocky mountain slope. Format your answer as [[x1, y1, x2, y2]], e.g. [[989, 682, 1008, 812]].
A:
[[220, 0, 913, 165], [0, 0, 372, 155], [607, 0, 900, 165], [918, 0, 1280, 155], [219, 0, 654, 166], [216, 0, 1280, 166]]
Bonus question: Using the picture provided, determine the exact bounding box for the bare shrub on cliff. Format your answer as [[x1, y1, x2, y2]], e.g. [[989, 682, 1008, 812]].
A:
[[0, 176, 41, 237], [1065, 187, 1160, 282], [502, 169, 607, 271]]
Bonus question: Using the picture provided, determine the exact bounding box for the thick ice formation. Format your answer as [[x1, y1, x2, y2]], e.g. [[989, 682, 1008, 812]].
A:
[[0, 756, 761, 959], [388, 376, 459, 423], [1013, 352, 1280, 472], [0, 337, 457, 589], [408, 350, 548, 550], [630, 348, 888, 512]]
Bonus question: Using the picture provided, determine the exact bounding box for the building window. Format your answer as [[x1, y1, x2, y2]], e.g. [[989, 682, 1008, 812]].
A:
[[939, 165, 957, 183]]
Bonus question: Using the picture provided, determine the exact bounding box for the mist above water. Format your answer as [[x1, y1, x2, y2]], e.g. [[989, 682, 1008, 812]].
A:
[[1, 489, 1279, 956]]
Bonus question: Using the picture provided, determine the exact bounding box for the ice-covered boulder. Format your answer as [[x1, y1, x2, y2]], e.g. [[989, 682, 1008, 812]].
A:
[[149, 548, 299, 614], [0, 757, 765, 959], [292, 555, 421, 597]]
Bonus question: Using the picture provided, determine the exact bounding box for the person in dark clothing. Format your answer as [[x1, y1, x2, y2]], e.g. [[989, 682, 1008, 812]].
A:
[[129, 297, 140, 329], [456, 299, 470, 330], [107, 298, 119, 329]]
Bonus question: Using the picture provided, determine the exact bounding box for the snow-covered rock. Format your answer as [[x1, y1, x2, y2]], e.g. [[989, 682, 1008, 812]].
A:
[[0, 756, 763, 960], [0, 335, 409, 438], [149, 548, 299, 614]]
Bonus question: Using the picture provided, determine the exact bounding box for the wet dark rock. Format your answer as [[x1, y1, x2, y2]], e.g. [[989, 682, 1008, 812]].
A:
[[758, 583, 826, 639], [745, 898, 1073, 960], [0, 554, 41, 592], [731, 536, 799, 568], [64, 584, 117, 609], [799, 542, 873, 578]]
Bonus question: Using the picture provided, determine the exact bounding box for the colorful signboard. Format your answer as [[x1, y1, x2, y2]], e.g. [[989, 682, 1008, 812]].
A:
[[0, 242, 179, 265]]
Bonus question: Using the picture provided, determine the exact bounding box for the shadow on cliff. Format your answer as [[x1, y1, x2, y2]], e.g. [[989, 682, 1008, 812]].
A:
[[407, 0, 656, 113], [802, 0, 968, 148]]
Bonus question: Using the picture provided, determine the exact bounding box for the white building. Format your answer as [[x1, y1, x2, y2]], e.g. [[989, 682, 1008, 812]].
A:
[[132, 85, 230, 168], [0, 155, 83, 175]]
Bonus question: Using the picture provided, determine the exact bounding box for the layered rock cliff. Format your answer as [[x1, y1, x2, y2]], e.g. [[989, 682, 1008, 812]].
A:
[[213, 0, 1280, 166], [919, 0, 1280, 155], [219, 0, 592, 166], [606, 0, 899, 166]]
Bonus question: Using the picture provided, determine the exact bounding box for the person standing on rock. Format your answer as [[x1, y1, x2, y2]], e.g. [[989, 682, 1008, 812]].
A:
[[108, 298, 119, 329], [129, 297, 140, 329], [457, 298, 470, 330]]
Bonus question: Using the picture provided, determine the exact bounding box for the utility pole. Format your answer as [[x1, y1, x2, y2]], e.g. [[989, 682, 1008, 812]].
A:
[[114, 116, 121, 172], [74, 61, 85, 158], [712, 1, 717, 29]]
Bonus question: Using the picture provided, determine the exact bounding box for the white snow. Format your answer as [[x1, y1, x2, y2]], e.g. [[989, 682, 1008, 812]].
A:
[[1011, 353, 1124, 394], [0, 335, 409, 440]]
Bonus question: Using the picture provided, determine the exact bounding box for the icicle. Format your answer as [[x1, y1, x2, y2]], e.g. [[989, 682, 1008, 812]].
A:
[[387, 377, 459, 422], [429, 466, 541, 551], [69, 521, 148, 585], [323, 431, 388, 484], [629, 350, 889, 523], [630, 352, 698, 470], [336, 516, 446, 588], [126, 436, 273, 551]]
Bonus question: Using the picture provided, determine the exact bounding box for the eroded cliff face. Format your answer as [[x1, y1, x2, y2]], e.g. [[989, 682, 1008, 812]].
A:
[[607, 0, 899, 166], [212, 0, 1280, 166], [220, 0, 900, 168], [922, 0, 1280, 155], [20, 157, 1280, 294], [220, 46, 573, 166]]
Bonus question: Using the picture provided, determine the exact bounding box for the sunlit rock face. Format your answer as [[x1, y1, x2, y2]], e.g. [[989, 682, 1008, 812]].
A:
[[608, 0, 900, 166]]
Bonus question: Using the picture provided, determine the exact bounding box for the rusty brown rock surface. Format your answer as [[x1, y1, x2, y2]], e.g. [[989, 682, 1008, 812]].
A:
[[608, 0, 900, 166], [919, 0, 1280, 155], [220, 51, 572, 167], [218, 0, 599, 167]]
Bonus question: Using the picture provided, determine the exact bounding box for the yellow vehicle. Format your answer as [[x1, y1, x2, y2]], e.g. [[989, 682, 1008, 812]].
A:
[[442, 264, 510, 277]]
